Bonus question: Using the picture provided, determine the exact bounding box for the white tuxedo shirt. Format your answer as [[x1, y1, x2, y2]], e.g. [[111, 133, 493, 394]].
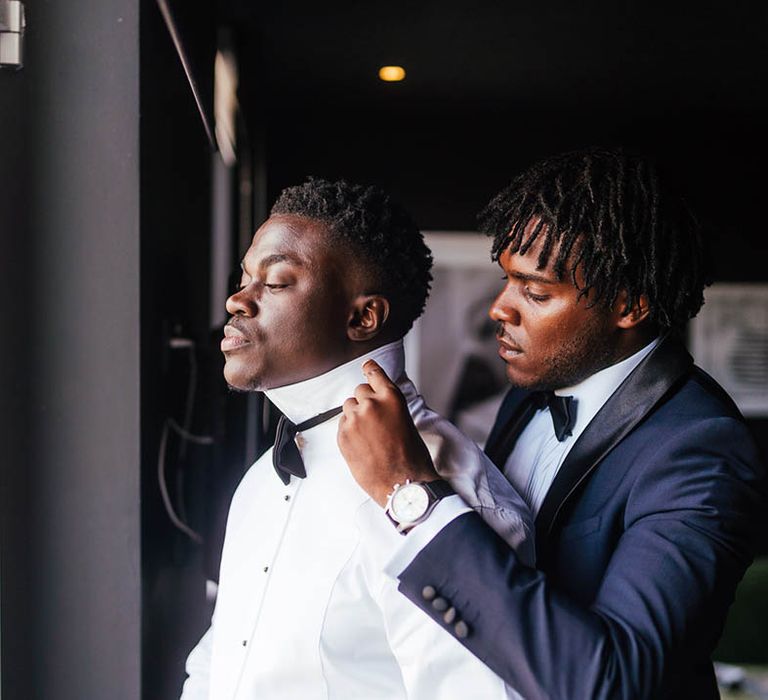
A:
[[181, 340, 531, 700]]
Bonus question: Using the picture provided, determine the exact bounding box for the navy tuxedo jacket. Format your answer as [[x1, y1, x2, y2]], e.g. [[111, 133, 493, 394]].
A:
[[398, 337, 765, 700]]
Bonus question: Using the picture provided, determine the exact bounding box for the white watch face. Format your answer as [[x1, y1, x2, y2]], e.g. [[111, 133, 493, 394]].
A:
[[391, 483, 430, 523]]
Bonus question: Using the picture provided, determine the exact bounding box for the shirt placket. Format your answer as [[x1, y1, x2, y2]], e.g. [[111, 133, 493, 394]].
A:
[[231, 473, 303, 697]]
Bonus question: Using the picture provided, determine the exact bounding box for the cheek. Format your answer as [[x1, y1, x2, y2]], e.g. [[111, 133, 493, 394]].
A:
[[314, 283, 353, 329], [524, 306, 589, 359], [525, 305, 568, 341], [283, 296, 348, 348]]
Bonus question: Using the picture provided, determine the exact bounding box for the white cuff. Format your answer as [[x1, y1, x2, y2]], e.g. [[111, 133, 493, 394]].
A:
[[385, 495, 471, 578], [354, 495, 471, 581]]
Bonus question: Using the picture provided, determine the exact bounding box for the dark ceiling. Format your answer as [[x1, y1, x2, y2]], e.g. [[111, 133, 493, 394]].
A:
[[211, 0, 766, 275], [225, 0, 765, 107]]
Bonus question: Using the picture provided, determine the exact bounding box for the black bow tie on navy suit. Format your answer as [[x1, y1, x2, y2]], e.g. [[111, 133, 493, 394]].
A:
[[531, 391, 577, 442], [272, 406, 344, 484], [485, 390, 577, 469]]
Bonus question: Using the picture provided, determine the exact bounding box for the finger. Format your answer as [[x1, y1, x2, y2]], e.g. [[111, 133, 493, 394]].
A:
[[361, 360, 397, 393], [353, 382, 376, 402], [336, 413, 351, 451], [341, 396, 358, 418], [336, 416, 346, 449]]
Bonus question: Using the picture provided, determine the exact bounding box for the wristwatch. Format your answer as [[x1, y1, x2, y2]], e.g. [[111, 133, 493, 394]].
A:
[[385, 479, 455, 534]]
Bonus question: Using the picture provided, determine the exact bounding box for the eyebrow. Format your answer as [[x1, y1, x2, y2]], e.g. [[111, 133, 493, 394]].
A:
[[240, 253, 304, 272], [506, 270, 558, 284]]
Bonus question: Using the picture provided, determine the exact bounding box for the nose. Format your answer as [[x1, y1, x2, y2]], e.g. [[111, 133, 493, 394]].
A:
[[489, 287, 521, 326], [225, 285, 257, 317]]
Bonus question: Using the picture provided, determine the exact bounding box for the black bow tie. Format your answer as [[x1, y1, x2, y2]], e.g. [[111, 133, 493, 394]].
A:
[[272, 406, 344, 484], [530, 391, 577, 442]]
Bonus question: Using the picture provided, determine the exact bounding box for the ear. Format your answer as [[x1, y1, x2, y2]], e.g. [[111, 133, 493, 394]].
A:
[[347, 295, 390, 341], [615, 292, 651, 329]]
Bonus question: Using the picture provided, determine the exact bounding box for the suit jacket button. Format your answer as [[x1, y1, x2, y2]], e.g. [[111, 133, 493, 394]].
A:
[[443, 606, 456, 624], [432, 597, 449, 612], [421, 586, 436, 601], [454, 620, 470, 638]]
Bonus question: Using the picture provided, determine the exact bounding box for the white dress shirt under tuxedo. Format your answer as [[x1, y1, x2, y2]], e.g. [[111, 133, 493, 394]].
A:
[[181, 340, 530, 700], [504, 338, 660, 515]]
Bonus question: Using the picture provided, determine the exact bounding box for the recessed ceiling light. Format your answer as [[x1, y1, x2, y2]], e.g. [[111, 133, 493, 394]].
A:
[[378, 65, 406, 82]]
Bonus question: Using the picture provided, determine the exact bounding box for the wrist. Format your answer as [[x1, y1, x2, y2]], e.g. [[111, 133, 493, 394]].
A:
[[373, 468, 439, 507], [384, 478, 455, 534]]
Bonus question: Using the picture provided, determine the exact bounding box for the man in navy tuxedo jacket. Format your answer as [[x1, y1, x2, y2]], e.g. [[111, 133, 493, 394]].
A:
[[338, 148, 766, 699]]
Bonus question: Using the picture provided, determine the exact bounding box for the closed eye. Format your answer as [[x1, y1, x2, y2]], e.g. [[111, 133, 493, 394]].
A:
[[524, 288, 550, 302]]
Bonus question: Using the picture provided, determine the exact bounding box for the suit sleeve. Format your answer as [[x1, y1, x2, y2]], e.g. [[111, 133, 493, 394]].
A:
[[396, 417, 765, 700]]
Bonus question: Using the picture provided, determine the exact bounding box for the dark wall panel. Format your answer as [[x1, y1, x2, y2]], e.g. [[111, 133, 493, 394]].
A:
[[0, 23, 33, 700], [2, 0, 142, 698]]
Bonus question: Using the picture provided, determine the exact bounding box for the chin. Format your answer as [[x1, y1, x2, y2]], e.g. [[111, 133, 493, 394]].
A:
[[504, 364, 531, 388], [504, 366, 550, 392], [223, 358, 266, 393]]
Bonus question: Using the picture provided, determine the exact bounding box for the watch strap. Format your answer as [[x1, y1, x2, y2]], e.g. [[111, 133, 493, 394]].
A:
[[423, 479, 455, 500]]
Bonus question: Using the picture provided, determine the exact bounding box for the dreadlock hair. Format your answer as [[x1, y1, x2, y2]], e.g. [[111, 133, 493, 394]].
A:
[[478, 147, 711, 330], [271, 177, 433, 336]]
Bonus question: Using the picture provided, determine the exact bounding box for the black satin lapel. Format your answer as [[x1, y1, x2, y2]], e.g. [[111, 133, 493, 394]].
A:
[[484, 389, 533, 467], [534, 337, 694, 553]]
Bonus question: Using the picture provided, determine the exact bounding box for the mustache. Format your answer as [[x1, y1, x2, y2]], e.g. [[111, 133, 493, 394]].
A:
[[495, 322, 522, 349], [225, 316, 249, 334], [495, 321, 511, 342], [225, 316, 265, 344]]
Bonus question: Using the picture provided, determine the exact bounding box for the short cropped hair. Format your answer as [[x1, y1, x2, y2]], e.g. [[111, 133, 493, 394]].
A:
[[271, 177, 433, 335]]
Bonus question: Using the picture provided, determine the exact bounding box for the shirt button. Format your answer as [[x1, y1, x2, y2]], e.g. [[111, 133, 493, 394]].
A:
[[242, 640, 247, 647], [263, 566, 269, 573], [284, 494, 291, 501]]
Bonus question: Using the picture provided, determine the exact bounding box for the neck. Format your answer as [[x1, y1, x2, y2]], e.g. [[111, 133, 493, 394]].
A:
[[264, 339, 405, 424], [610, 323, 660, 366]]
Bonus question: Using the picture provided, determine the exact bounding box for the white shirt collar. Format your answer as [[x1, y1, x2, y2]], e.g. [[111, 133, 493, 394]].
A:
[[264, 339, 405, 424], [553, 336, 661, 436]]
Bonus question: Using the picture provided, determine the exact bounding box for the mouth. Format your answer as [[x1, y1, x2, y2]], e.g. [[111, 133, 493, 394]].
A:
[[496, 335, 523, 360], [221, 322, 251, 353]]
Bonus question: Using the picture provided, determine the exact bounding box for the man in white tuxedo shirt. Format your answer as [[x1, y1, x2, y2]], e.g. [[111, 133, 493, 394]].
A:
[[180, 177, 533, 700]]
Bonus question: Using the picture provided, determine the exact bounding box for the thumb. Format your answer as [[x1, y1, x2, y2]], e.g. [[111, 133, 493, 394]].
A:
[[361, 359, 397, 393]]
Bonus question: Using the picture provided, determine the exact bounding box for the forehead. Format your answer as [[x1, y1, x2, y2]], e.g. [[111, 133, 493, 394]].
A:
[[499, 228, 555, 271], [500, 218, 580, 275], [242, 215, 336, 269]]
